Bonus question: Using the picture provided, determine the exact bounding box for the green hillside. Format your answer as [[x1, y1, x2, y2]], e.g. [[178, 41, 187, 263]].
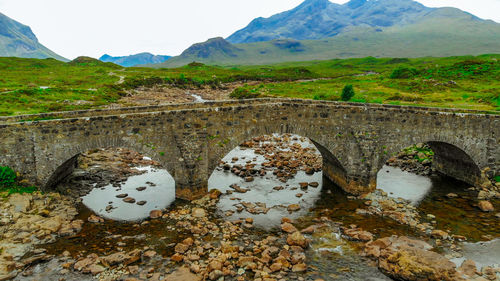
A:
[[0, 55, 498, 116]]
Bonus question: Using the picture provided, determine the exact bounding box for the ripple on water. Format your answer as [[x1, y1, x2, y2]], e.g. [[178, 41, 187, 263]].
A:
[[81, 166, 175, 221]]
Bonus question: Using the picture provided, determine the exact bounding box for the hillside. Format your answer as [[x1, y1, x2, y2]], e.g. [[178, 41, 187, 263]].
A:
[[227, 0, 433, 44], [0, 12, 67, 61], [99, 52, 171, 67], [152, 0, 500, 68], [0, 55, 498, 116]]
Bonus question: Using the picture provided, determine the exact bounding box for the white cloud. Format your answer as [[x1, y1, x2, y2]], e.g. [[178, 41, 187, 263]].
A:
[[0, 0, 497, 59]]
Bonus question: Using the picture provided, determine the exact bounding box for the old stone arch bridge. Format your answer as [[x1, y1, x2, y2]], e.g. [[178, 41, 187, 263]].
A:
[[0, 99, 498, 200]]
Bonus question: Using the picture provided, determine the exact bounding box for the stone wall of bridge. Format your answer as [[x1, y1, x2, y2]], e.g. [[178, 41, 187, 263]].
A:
[[0, 99, 498, 200]]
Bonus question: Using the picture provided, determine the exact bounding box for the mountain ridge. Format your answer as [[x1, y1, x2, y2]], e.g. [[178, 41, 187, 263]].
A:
[[152, 0, 500, 68], [0, 12, 67, 61], [99, 52, 171, 67]]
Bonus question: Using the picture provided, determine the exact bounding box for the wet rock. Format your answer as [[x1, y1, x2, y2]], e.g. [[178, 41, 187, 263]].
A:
[[478, 201, 494, 212], [143, 250, 156, 259], [136, 186, 147, 191], [88, 264, 105, 275], [292, 263, 307, 272], [136, 200, 147, 206], [245, 176, 254, 182], [123, 197, 136, 203], [192, 208, 207, 218], [458, 259, 479, 277], [149, 210, 162, 219], [116, 193, 128, 198], [165, 266, 201, 281], [343, 227, 373, 242], [309, 182, 319, 188], [305, 167, 314, 175], [230, 184, 248, 193], [366, 236, 460, 281], [101, 252, 129, 265], [209, 189, 222, 199], [281, 222, 298, 233], [446, 193, 458, 198], [431, 229, 449, 240], [88, 214, 104, 223], [171, 253, 184, 262], [287, 232, 308, 248], [175, 243, 190, 254], [287, 204, 300, 212]]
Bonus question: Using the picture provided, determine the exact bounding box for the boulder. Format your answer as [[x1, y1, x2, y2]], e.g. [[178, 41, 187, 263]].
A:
[[478, 201, 494, 212], [287, 231, 308, 248]]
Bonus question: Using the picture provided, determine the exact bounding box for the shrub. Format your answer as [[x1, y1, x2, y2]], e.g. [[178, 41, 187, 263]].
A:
[[0, 166, 16, 188], [495, 175, 500, 183], [341, 85, 355, 101], [390, 67, 419, 79], [230, 87, 261, 99]]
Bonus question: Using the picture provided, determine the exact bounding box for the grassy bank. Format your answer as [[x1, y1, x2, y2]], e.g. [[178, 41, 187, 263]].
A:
[[0, 54, 498, 116]]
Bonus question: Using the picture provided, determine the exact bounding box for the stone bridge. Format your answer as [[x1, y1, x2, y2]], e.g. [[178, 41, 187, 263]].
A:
[[0, 99, 498, 200]]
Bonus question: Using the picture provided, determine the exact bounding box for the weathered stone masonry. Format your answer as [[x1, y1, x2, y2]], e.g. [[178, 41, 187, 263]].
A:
[[0, 99, 498, 200]]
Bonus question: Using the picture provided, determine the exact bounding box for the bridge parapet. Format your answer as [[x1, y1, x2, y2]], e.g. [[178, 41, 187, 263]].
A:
[[0, 99, 498, 200]]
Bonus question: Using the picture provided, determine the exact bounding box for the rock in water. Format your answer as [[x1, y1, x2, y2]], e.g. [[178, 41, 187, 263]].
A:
[[478, 200, 494, 212], [123, 197, 136, 203], [116, 193, 128, 198], [136, 201, 147, 206]]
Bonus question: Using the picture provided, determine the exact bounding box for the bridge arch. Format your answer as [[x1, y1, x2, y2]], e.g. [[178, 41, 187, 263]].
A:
[[377, 138, 483, 188], [206, 126, 352, 195], [40, 138, 177, 193]]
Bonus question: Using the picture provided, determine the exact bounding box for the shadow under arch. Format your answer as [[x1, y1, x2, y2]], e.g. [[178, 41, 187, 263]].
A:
[[426, 141, 481, 185], [41, 144, 174, 194], [378, 140, 482, 188], [309, 139, 349, 191]]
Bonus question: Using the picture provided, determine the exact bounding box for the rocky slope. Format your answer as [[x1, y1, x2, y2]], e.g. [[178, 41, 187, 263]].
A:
[[0, 12, 66, 61]]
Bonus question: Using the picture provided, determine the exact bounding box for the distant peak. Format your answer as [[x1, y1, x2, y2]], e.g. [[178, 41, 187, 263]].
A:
[[346, 0, 367, 9]]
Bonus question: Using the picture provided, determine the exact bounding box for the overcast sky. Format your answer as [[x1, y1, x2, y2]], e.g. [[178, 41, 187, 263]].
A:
[[0, 0, 498, 59]]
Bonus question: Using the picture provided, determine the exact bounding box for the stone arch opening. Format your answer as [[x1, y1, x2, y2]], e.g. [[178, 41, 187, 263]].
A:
[[376, 141, 483, 204], [207, 133, 347, 228], [45, 147, 176, 221]]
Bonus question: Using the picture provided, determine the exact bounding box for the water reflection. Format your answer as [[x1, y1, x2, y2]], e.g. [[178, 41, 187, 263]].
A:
[[377, 165, 432, 205], [81, 166, 175, 221], [208, 134, 322, 229]]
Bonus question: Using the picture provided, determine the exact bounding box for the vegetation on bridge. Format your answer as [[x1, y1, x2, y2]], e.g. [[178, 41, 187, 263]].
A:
[[0, 54, 498, 116]]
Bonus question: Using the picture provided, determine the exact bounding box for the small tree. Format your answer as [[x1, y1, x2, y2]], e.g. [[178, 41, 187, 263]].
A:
[[0, 166, 16, 188], [341, 85, 355, 101]]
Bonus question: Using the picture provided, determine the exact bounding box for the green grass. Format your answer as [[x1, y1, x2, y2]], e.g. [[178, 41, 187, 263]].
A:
[[0, 55, 499, 115]]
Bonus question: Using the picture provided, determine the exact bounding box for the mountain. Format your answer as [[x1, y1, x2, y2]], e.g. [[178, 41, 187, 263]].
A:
[[99, 52, 170, 67], [0, 12, 67, 61], [227, 0, 432, 44], [152, 0, 500, 68]]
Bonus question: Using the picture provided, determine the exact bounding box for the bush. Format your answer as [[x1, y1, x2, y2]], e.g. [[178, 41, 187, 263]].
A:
[[230, 87, 261, 99], [390, 67, 419, 79], [0, 166, 16, 188], [341, 85, 355, 101]]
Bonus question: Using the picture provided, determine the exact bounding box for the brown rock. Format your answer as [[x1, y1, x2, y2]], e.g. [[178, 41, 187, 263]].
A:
[[287, 231, 308, 248], [478, 201, 495, 212], [116, 193, 128, 198], [191, 208, 206, 218], [123, 197, 136, 204], [165, 266, 200, 281], [287, 204, 301, 212], [458, 259, 479, 277], [149, 209, 162, 219], [171, 253, 184, 262], [136, 200, 147, 206], [309, 182, 319, 188], [292, 263, 307, 272], [209, 189, 222, 199], [88, 214, 104, 223], [374, 236, 459, 281], [281, 222, 298, 233], [431, 230, 449, 240], [175, 243, 190, 253]]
